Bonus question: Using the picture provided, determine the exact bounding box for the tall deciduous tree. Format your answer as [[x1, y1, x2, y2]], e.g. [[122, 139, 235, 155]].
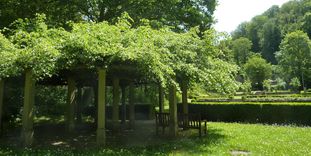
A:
[[0, 0, 217, 32], [302, 12, 311, 38], [244, 54, 272, 90], [231, 37, 253, 66], [260, 20, 281, 64], [276, 30, 311, 90]]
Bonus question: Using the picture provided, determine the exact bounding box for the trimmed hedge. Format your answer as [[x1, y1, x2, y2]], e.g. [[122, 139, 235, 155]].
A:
[[178, 103, 311, 126]]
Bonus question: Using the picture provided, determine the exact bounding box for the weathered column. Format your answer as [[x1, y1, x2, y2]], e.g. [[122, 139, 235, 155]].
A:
[[129, 83, 135, 129], [181, 81, 188, 114], [169, 84, 178, 137], [66, 77, 76, 132], [158, 85, 164, 113], [21, 69, 35, 146], [76, 87, 83, 124], [97, 68, 106, 146], [121, 86, 126, 124], [112, 77, 120, 131], [0, 79, 4, 134]]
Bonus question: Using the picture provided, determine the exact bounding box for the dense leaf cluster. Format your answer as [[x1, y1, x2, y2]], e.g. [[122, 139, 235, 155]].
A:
[[0, 14, 239, 93]]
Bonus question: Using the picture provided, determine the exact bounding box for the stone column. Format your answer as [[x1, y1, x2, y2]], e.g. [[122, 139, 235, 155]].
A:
[[66, 77, 76, 132], [112, 77, 120, 131], [76, 87, 82, 124], [21, 69, 35, 146], [97, 68, 106, 146], [181, 81, 188, 114], [121, 86, 126, 124], [129, 83, 135, 129], [158, 85, 164, 113], [0, 79, 4, 133], [169, 84, 178, 137]]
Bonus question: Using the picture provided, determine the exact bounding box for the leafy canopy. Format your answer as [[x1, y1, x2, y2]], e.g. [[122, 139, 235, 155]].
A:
[[0, 14, 238, 93]]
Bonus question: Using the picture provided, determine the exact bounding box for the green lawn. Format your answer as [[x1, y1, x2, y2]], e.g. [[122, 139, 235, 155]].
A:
[[1, 122, 311, 155], [193, 101, 311, 106]]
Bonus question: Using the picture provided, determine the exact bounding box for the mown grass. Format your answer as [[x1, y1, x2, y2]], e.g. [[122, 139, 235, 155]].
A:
[[1, 122, 310, 155], [193, 101, 311, 106]]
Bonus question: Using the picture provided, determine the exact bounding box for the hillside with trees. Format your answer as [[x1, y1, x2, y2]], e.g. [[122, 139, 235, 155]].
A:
[[226, 0, 311, 90]]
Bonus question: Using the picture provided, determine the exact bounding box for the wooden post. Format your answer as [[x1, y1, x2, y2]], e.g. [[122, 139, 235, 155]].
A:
[[158, 85, 164, 113], [169, 84, 178, 137], [0, 79, 4, 134], [97, 68, 106, 146], [66, 77, 76, 132], [129, 83, 135, 129], [21, 69, 35, 146], [181, 81, 188, 114], [112, 77, 120, 131]]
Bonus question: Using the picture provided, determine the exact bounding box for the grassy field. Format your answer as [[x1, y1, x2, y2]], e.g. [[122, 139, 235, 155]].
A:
[[1, 122, 310, 155], [193, 101, 311, 106]]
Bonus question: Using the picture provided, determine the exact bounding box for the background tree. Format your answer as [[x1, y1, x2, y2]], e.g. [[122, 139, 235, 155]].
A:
[[244, 54, 272, 90], [263, 79, 272, 92], [231, 37, 253, 66], [260, 20, 281, 64], [289, 77, 301, 92], [231, 0, 311, 68], [302, 12, 311, 38], [0, 0, 217, 32], [276, 30, 311, 90]]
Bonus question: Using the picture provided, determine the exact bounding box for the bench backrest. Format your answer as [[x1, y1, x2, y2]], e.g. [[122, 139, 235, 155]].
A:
[[156, 112, 204, 128], [155, 112, 170, 126]]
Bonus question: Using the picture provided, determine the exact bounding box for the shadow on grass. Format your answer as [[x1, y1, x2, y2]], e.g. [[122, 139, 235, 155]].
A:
[[0, 121, 227, 155]]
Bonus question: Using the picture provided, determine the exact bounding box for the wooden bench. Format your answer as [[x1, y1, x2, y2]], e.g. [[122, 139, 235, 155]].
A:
[[155, 112, 207, 137], [178, 113, 207, 137], [155, 112, 170, 135]]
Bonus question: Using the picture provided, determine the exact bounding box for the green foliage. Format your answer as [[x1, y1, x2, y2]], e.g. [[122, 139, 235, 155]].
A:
[[0, 14, 239, 94], [290, 77, 301, 92], [263, 79, 272, 92], [1, 123, 311, 155], [244, 55, 272, 90], [8, 14, 65, 79], [302, 12, 311, 38], [276, 30, 311, 89], [0, 0, 217, 33], [0, 33, 19, 78], [275, 78, 287, 90], [232, 0, 311, 64], [241, 80, 252, 94], [260, 20, 281, 64], [231, 37, 253, 66]]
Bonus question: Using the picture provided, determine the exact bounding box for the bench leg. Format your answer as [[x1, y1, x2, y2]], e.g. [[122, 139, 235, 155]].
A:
[[199, 127, 202, 137]]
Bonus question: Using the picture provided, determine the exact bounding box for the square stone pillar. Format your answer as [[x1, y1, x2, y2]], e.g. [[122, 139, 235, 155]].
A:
[[112, 77, 120, 131], [97, 68, 106, 146], [66, 77, 76, 132], [158, 85, 164, 113], [21, 69, 35, 146], [121, 86, 126, 124], [129, 83, 135, 129], [169, 85, 177, 137], [181, 81, 188, 114]]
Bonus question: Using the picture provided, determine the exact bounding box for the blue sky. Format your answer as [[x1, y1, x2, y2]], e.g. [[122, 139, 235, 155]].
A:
[[213, 0, 291, 33]]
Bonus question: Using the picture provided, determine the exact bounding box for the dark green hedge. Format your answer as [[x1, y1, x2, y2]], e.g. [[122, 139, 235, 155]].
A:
[[178, 103, 311, 126]]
